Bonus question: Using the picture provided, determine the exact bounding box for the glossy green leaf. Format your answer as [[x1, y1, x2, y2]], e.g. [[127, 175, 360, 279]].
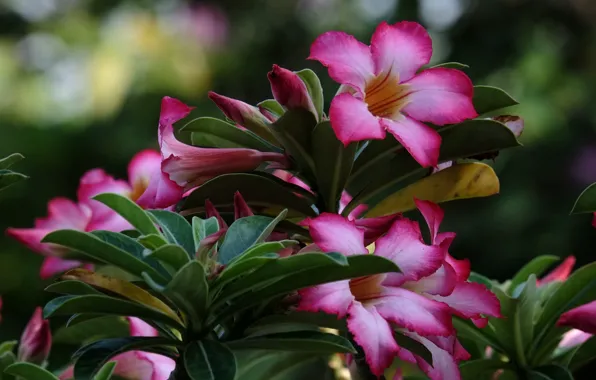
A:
[[229, 240, 297, 265], [164, 261, 208, 331], [93, 361, 117, 380], [487, 287, 519, 355], [74, 337, 178, 379], [571, 182, 596, 214], [452, 318, 505, 354], [93, 193, 160, 235], [269, 108, 318, 181], [509, 255, 561, 295], [459, 359, 514, 380], [218, 210, 287, 264], [184, 340, 237, 380], [192, 216, 220, 251], [234, 351, 331, 380], [249, 311, 347, 332], [45, 280, 103, 296], [144, 244, 190, 273], [257, 99, 285, 120], [0, 170, 27, 192], [183, 117, 280, 152], [473, 85, 519, 115], [513, 274, 538, 365], [147, 210, 194, 256], [0, 154, 24, 170], [54, 316, 130, 344], [227, 331, 355, 353], [394, 333, 433, 366], [214, 253, 279, 289], [181, 172, 316, 218], [0, 342, 16, 356], [0, 351, 16, 380], [43, 230, 167, 283], [431, 62, 469, 69], [137, 234, 168, 250], [43, 295, 184, 329], [568, 335, 596, 370], [312, 121, 357, 213], [3, 362, 59, 380], [528, 365, 573, 380], [296, 68, 324, 120]]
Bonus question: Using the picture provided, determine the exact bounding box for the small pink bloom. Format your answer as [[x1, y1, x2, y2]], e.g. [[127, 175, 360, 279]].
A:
[[208, 91, 272, 129], [267, 64, 318, 119], [298, 201, 498, 379], [159, 97, 288, 189], [310, 21, 477, 167], [18, 307, 51, 365], [537, 256, 576, 286], [559, 328, 591, 348], [558, 301, 596, 335]]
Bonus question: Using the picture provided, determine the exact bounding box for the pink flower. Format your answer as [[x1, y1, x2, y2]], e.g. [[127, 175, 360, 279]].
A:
[[158, 96, 288, 189], [267, 64, 318, 119], [310, 21, 477, 167], [558, 301, 596, 335], [298, 200, 499, 379], [60, 317, 174, 380], [18, 307, 52, 365], [207, 92, 274, 129]]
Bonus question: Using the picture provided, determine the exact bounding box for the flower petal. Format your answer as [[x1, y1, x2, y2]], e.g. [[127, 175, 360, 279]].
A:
[[40, 257, 85, 279], [136, 167, 184, 209], [431, 281, 501, 319], [559, 329, 592, 348], [234, 191, 254, 219], [354, 214, 400, 246], [298, 280, 354, 317], [401, 332, 462, 380], [127, 317, 159, 337], [204, 199, 227, 229], [402, 68, 477, 125], [208, 91, 270, 128], [381, 116, 441, 168], [309, 31, 374, 91], [329, 93, 385, 145], [347, 302, 399, 376], [414, 199, 444, 243], [301, 213, 368, 255], [370, 21, 432, 82], [406, 263, 457, 296], [339, 191, 368, 220], [375, 218, 445, 284], [268, 64, 317, 118], [558, 301, 596, 334], [538, 256, 576, 286], [493, 115, 524, 137], [127, 150, 161, 192], [375, 287, 454, 336]]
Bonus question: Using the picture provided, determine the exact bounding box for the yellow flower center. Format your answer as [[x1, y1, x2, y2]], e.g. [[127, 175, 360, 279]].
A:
[[130, 177, 149, 201], [349, 273, 386, 304], [364, 72, 410, 118]]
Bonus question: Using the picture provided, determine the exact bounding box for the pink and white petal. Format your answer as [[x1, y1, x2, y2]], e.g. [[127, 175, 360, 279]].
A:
[[404, 333, 462, 380], [136, 168, 184, 209], [559, 329, 592, 349], [472, 317, 489, 328], [444, 252, 471, 282], [7, 228, 65, 256], [329, 93, 385, 145], [268, 65, 317, 117], [347, 302, 399, 376], [402, 68, 477, 126], [273, 170, 312, 193], [375, 287, 454, 336], [558, 301, 596, 334], [431, 281, 501, 319], [86, 211, 133, 232], [110, 351, 157, 379], [139, 352, 175, 380], [370, 21, 432, 82], [309, 31, 374, 91], [381, 116, 441, 168], [537, 256, 576, 286], [414, 199, 444, 243], [41, 198, 93, 230], [160, 96, 195, 130], [339, 191, 368, 220], [127, 317, 159, 337], [301, 213, 368, 255], [234, 191, 254, 219], [40, 256, 85, 279], [298, 280, 354, 317], [375, 218, 445, 283], [128, 150, 162, 190], [405, 262, 457, 296], [354, 214, 400, 246], [207, 92, 270, 129]]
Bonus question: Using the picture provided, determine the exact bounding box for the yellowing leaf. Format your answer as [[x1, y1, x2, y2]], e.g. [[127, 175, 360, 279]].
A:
[[365, 162, 500, 217], [62, 269, 183, 326]]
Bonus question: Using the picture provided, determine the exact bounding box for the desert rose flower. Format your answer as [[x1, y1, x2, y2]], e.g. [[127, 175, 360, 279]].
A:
[[207, 92, 275, 134], [298, 199, 499, 379], [309, 21, 477, 167], [267, 64, 318, 120], [158, 96, 288, 189], [18, 307, 51, 365]]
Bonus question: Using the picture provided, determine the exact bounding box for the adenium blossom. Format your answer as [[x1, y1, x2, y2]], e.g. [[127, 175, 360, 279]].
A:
[[267, 64, 318, 119], [310, 21, 477, 167], [298, 199, 500, 379], [18, 307, 51, 365], [60, 317, 174, 380], [158, 96, 288, 189]]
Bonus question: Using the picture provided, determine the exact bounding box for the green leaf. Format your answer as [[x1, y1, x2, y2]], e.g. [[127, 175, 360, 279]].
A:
[[528, 365, 573, 380], [459, 359, 514, 380], [296, 69, 324, 120], [184, 340, 237, 380], [487, 287, 519, 355], [0, 154, 24, 170], [147, 210, 195, 256], [513, 274, 538, 365], [227, 331, 355, 354], [234, 351, 331, 380], [74, 337, 178, 379], [137, 234, 168, 250], [312, 121, 357, 213], [218, 210, 287, 264], [257, 99, 285, 120], [181, 172, 316, 218], [192, 216, 220, 251], [93, 193, 160, 235], [182, 117, 281, 152], [269, 108, 318, 181], [393, 333, 433, 366], [571, 182, 596, 214], [0, 351, 16, 380], [473, 85, 519, 115], [164, 261, 208, 331], [0, 342, 15, 357], [45, 280, 103, 296], [509, 255, 561, 295], [42, 230, 167, 283], [452, 318, 505, 354], [249, 311, 347, 332], [214, 253, 279, 290], [0, 170, 28, 192], [468, 272, 495, 289], [3, 362, 59, 380], [229, 240, 297, 265], [144, 244, 190, 273], [43, 295, 184, 329], [93, 361, 117, 380], [54, 316, 130, 344], [568, 335, 596, 370], [431, 62, 469, 69]]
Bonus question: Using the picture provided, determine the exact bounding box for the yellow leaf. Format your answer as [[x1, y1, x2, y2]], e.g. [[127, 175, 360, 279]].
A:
[[365, 162, 500, 217], [62, 268, 183, 326]]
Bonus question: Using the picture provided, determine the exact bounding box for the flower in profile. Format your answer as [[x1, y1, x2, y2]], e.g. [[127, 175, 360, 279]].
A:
[[298, 199, 499, 379], [18, 307, 52, 365], [158, 96, 288, 189], [267, 64, 318, 120], [310, 21, 477, 167]]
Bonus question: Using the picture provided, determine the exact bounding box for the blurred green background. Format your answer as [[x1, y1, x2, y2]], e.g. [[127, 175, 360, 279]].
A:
[[2, 0, 596, 369]]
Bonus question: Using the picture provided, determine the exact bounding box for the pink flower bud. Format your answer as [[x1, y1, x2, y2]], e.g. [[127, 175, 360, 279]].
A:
[[267, 65, 317, 119], [18, 307, 51, 365]]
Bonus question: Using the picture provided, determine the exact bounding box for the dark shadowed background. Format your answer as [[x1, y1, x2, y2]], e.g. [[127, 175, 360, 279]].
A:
[[2, 0, 596, 372]]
